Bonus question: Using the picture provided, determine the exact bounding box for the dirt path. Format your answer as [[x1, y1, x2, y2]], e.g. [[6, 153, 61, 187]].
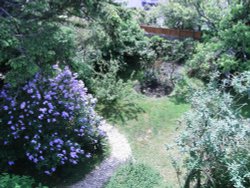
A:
[[68, 122, 132, 188]]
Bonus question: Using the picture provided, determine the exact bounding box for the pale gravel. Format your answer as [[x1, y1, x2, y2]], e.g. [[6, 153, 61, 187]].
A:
[[66, 121, 132, 188]]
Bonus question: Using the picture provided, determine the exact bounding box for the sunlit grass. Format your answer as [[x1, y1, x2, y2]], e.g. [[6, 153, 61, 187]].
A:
[[113, 94, 190, 187]]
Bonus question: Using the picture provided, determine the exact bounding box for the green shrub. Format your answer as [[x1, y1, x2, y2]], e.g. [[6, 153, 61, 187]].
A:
[[160, 2, 200, 30], [91, 62, 134, 106], [149, 36, 195, 63], [92, 61, 142, 122], [174, 75, 250, 188], [0, 173, 46, 188], [173, 75, 204, 102], [186, 40, 224, 79], [0, 0, 126, 87], [105, 163, 164, 188], [186, 2, 250, 80]]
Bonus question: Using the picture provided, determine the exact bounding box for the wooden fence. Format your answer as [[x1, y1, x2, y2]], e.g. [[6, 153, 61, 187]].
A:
[[140, 25, 202, 40]]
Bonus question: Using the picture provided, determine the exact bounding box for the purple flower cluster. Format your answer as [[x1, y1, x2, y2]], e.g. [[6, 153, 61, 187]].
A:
[[0, 67, 104, 174]]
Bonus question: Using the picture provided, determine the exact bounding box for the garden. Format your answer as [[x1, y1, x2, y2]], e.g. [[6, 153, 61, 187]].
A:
[[0, 0, 250, 188]]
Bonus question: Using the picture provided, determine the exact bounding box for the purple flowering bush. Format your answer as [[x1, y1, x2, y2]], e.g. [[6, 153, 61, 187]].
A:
[[0, 66, 104, 175]]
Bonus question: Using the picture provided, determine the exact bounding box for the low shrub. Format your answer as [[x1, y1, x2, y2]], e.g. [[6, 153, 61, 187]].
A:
[[0, 173, 46, 188], [91, 62, 134, 106], [105, 163, 164, 188], [173, 75, 204, 102], [0, 66, 105, 175]]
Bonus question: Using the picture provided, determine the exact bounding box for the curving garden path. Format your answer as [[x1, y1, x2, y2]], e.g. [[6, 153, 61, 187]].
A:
[[68, 121, 132, 188]]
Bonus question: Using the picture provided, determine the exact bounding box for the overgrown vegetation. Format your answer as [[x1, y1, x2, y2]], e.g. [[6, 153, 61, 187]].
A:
[[173, 74, 250, 188], [71, 3, 155, 106], [1, 0, 250, 187], [187, 1, 250, 80], [138, 1, 250, 187], [0, 173, 46, 188], [141, 0, 250, 80], [141, 0, 231, 30]]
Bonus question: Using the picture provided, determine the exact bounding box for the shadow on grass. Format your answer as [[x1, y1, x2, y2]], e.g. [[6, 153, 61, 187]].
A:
[[98, 101, 145, 124], [235, 95, 250, 118], [168, 94, 189, 105]]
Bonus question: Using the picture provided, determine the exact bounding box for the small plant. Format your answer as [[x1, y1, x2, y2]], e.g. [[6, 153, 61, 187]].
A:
[[105, 163, 164, 188], [173, 76, 204, 102], [0, 173, 47, 188], [91, 62, 134, 106], [0, 66, 105, 175], [142, 69, 159, 88]]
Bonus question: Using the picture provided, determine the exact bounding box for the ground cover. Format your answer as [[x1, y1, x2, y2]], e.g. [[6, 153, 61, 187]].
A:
[[105, 163, 165, 188]]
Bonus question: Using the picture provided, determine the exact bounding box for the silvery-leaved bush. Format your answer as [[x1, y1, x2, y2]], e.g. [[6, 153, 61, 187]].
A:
[[174, 79, 250, 188], [0, 66, 105, 175]]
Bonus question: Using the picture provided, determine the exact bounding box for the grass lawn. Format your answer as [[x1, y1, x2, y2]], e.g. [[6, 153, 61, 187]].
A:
[[113, 94, 190, 187]]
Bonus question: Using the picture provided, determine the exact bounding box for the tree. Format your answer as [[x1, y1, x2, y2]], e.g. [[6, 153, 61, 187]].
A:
[[71, 3, 155, 107], [186, 0, 250, 79], [144, 0, 231, 31], [0, 0, 112, 86]]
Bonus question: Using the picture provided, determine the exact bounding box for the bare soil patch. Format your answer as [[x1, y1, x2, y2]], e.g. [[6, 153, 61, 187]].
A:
[[135, 61, 183, 97]]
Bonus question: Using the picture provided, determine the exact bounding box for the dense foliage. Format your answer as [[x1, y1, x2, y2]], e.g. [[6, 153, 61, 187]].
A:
[[91, 62, 135, 105], [141, 0, 250, 80], [174, 74, 250, 188], [0, 67, 104, 175], [105, 163, 164, 188], [141, 0, 230, 30], [148, 36, 195, 62], [1, 0, 250, 187], [72, 4, 155, 105], [0, 173, 46, 188], [186, 1, 250, 79], [0, 0, 114, 86]]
